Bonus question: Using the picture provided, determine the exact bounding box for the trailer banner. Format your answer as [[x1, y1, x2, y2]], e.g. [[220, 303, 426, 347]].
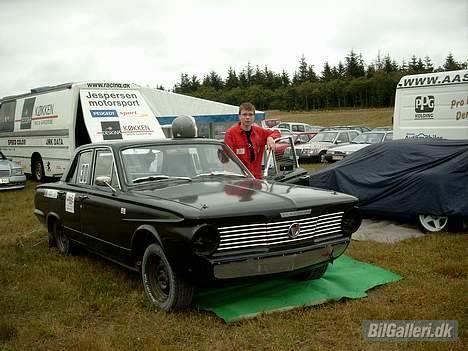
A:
[[80, 89, 165, 142]]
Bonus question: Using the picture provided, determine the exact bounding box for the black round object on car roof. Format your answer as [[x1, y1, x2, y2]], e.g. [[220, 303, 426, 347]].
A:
[[172, 115, 198, 138]]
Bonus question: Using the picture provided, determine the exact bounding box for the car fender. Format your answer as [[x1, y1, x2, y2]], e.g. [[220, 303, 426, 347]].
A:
[[131, 224, 164, 252]]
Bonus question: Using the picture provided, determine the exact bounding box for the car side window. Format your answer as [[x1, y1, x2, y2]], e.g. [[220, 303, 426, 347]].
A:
[[93, 149, 118, 188], [384, 133, 393, 141], [339, 132, 349, 143], [67, 150, 93, 185], [297, 125, 305, 132], [349, 131, 359, 140]]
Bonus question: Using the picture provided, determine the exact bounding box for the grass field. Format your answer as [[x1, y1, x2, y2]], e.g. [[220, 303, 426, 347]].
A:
[[266, 107, 394, 129], [1, 108, 466, 350]]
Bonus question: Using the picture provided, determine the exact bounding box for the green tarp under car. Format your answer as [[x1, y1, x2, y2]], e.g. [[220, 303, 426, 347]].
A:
[[194, 255, 402, 323]]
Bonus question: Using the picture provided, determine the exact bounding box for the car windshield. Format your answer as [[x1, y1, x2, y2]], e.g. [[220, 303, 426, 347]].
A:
[[352, 133, 384, 144], [311, 132, 337, 143], [121, 143, 249, 184]]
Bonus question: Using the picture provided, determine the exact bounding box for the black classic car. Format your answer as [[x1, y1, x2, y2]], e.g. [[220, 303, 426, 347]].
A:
[[34, 120, 361, 311]]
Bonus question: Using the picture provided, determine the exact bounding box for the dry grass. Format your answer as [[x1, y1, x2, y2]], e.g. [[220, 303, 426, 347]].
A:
[[266, 107, 394, 129], [0, 108, 466, 350]]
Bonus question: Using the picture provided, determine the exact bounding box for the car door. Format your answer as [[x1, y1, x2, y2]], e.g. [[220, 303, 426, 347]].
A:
[[336, 131, 350, 144], [79, 148, 129, 259], [61, 149, 94, 244]]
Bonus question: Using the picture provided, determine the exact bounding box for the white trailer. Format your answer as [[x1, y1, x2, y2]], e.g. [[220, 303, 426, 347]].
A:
[[0, 82, 165, 181], [393, 69, 468, 140]]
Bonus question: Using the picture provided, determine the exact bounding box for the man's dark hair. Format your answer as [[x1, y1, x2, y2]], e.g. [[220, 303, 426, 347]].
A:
[[238, 102, 256, 115]]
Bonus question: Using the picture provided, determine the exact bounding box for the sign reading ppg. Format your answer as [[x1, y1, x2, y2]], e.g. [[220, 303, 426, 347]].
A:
[[415, 96, 435, 113], [90, 110, 118, 118]]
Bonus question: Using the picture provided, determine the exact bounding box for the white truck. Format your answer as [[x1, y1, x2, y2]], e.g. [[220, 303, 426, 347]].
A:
[[0, 82, 165, 181], [393, 69, 468, 140]]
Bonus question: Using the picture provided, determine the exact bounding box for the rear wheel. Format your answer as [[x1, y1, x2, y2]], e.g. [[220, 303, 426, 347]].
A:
[[418, 214, 448, 233], [32, 156, 45, 182], [142, 244, 194, 311], [294, 263, 329, 281]]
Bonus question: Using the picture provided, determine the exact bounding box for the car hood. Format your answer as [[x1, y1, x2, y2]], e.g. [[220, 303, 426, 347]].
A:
[[0, 159, 15, 170], [328, 143, 369, 153], [129, 178, 357, 218]]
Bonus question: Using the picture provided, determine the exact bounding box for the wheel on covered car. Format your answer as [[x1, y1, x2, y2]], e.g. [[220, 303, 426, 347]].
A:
[[418, 214, 448, 233], [142, 244, 194, 311], [294, 263, 329, 281]]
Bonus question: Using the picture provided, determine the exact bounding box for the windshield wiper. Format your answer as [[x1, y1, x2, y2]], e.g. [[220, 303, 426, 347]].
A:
[[194, 171, 247, 178], [133, 175, 192, 184]]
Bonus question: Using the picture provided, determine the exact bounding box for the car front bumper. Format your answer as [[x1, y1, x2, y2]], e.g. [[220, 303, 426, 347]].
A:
[[211, 238, 349, 279], [0, 175, 26, 190]]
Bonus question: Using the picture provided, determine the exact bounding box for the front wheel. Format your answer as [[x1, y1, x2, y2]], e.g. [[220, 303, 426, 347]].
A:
[[141, 244, 194, 311], [418, 214, 448, 233], [32, 156, 45, 182]]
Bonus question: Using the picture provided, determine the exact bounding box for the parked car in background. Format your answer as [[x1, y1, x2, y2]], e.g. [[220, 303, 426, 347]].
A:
[[324, 131, 393, 162], [285, 129, 361, 162], [261, 118, 281, 128], [33, 117, 361, 311], [275, 133, 316, 157], [271, 127, 293, 137], [0, 151, 26, 190], [277, 122, 322, 133], [371, 126, 392, 131], [308, 139, 468, 233], [320, 125, 371, 133]]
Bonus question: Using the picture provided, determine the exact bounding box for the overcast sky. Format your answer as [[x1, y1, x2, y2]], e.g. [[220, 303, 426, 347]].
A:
[[0, 0, 467, 98]]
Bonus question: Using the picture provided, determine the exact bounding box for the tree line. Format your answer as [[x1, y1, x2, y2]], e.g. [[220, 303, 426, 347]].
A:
[[172, 51, 467, 110]]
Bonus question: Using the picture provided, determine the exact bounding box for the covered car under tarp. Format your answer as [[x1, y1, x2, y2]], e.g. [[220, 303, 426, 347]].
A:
[[307, 139, 468, 220]]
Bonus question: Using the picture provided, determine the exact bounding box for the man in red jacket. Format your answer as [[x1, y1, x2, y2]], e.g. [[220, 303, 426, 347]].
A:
[[224, 102, 280, 179]]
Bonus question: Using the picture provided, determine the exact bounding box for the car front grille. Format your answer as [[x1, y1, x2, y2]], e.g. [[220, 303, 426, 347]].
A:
[[0, 170, 10, 177], [217, 211, 344, 251]]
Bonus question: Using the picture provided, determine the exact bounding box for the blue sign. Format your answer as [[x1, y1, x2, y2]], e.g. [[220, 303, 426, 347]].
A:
[[90, 110, 118, 118]]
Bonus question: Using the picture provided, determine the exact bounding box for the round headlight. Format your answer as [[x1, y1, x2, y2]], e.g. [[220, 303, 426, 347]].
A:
[[192, 225, 220, 256], [341, 207, 362, 235]]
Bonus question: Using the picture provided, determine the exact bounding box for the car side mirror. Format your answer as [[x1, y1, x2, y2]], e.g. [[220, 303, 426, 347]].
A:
[[96, 176, 111, 186]]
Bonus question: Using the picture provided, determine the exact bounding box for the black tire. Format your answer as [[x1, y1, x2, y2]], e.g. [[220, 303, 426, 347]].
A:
[[32, 156, 45, 182], [141, 244, 194, 311], [294, 263, 329, 281], [318, 151, 326, 163], [53, 221, 72, 255]]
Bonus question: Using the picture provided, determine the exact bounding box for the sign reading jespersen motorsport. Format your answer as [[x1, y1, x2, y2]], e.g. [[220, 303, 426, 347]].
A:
[[80, 89, 165, 142]]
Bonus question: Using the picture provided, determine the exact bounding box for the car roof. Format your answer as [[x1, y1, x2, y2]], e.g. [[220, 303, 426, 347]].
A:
[[75, 138, 224, 153]]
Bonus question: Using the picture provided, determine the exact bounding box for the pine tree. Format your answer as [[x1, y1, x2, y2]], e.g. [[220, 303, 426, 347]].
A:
[[321, 62, 333, 82], [225, 67, 239, 89], [423, 56, 434, 72], [443, 53, 462, 71]]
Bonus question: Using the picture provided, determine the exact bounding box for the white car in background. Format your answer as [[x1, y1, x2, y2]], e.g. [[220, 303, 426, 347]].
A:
[[0, 151, 26, 190], [324, 131, 393, 162], [286, 130, 361, 162]]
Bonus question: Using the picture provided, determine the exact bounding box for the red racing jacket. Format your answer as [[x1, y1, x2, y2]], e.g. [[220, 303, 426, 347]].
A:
[[224, 123, 280, 179]]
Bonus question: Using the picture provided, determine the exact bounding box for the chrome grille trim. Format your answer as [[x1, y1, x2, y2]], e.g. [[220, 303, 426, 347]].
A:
[[0, 170, 10, 177], [217, 211, 344, 251]]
